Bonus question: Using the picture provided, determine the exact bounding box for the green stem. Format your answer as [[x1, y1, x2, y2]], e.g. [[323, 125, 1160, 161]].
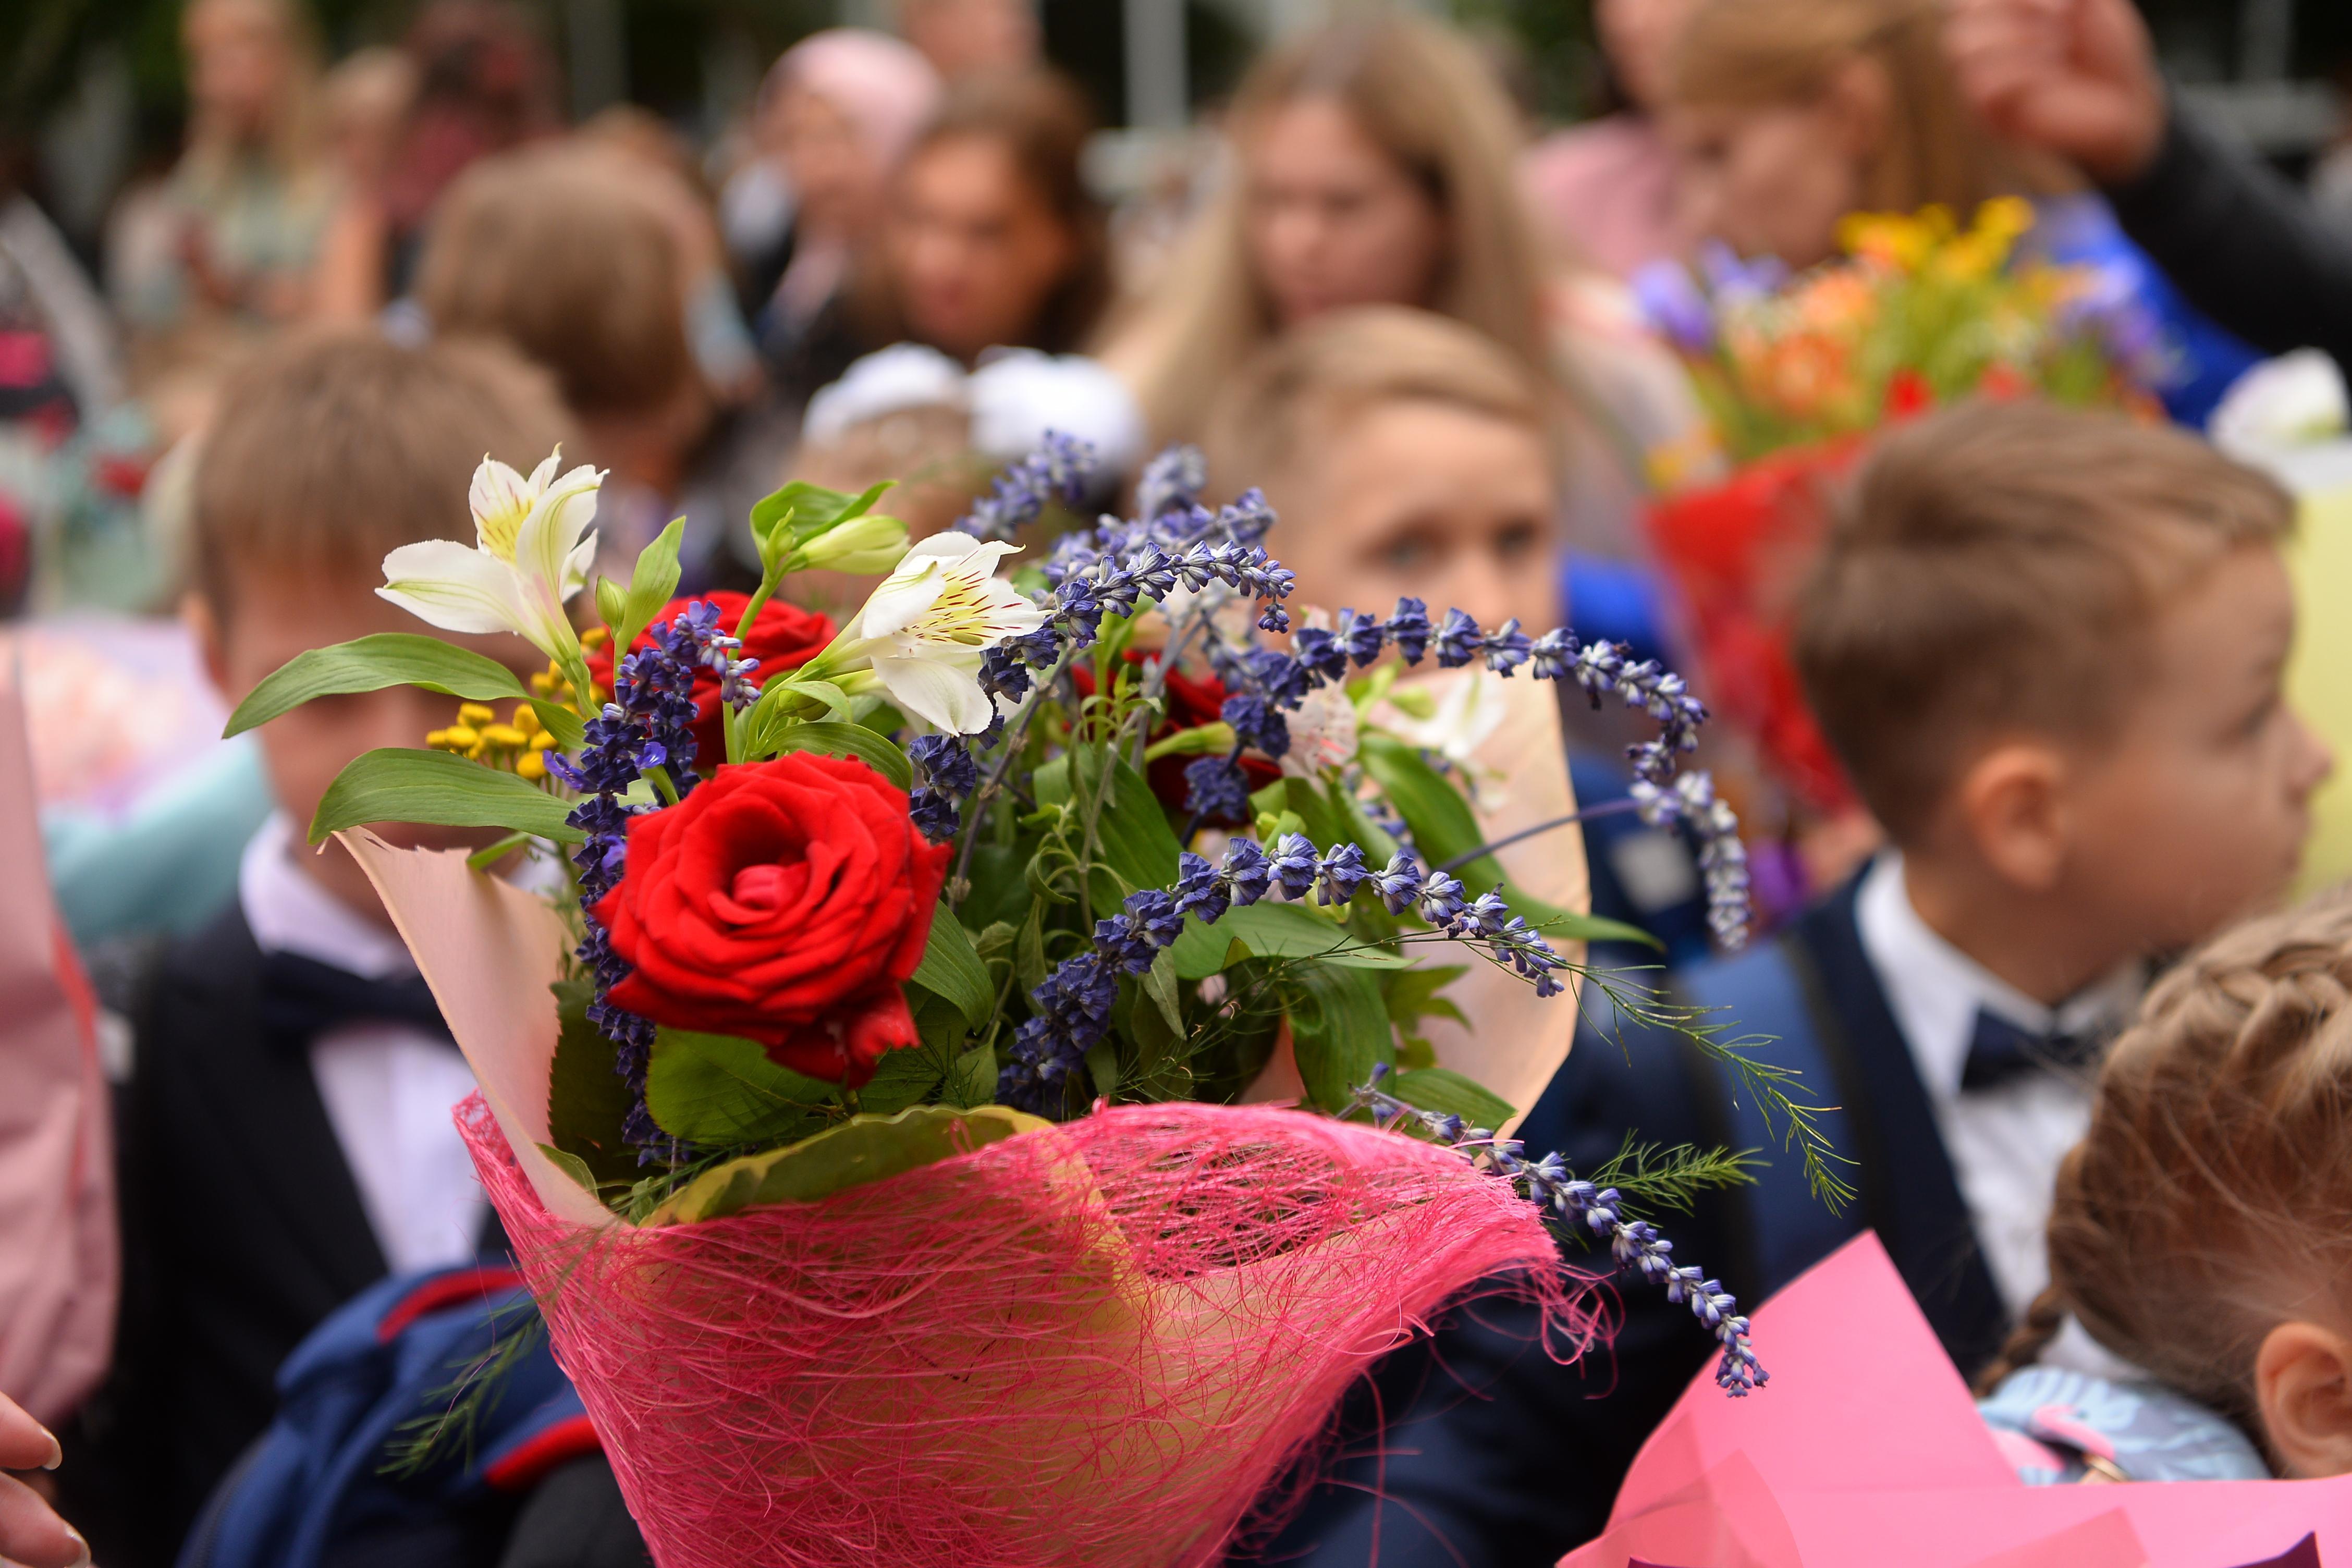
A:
[[466, 830, 534, 871], [950, 642, 1077, 903], [642, 765, 681, 806]]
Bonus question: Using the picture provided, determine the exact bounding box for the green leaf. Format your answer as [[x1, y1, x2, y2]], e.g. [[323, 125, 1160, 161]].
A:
[[536, 1143, 601, 1194], [1357, 734, 1565, 923], [526, 699, 586, 754], [1248, 776, 1349, 854], [945, 1043, 997, 1109], [309, 748, 585, 846], [1140, 946, 1184, 1037], [226, 635, 526, 737], [908, 903, 993, 1027], [650, 1105, 1048, 1223], [860, 1046, 945, 1115], [749, 479, 892, 553], [546, 976, 640, 1186], [1284, 962, 1391, 1111], [1093, 755, 1186, 892], [614, 518, 685, 657], [645, 1027, 840, 1146], [765, 720, 913, 790], [1386, 1067, 1515, 1133], [1167, 901, 1410, 978], [1085, 1038, 1121, 1099]]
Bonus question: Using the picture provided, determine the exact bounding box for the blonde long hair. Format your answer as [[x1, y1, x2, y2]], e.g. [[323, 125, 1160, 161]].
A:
[[1668, 0, 2044, 217], [1105, 11, 1552, 448]]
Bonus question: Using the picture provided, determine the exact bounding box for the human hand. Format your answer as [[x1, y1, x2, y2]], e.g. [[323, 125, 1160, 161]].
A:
[[1945, 0, 2166, 185], [0, 1394, 88, 1568]]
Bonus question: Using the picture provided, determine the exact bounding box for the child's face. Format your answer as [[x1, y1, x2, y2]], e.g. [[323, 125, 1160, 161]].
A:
[[1272, 399, 1559, 632], [2062, 545, 2333, 952], [889, 133, 1077, 363], [197, 569, 544, 921], [1665, 89, 1870, 271]]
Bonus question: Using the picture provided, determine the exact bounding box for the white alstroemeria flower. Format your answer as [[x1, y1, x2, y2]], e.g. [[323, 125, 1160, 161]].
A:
[[829, 531, 1051, 733], [1390, 671, 1510, 807], [378, 449, 603, 665], [1279, 682, 1359, 779]]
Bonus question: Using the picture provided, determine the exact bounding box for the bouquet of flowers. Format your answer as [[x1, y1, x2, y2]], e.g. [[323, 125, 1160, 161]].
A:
[[229, 439, 1825, 1566], [1634, 201, 2163, 817]]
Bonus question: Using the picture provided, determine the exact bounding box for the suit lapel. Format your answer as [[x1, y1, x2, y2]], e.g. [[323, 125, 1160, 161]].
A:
[[174, 912, 389, 1300], [1789, 876, 2011, 1377]]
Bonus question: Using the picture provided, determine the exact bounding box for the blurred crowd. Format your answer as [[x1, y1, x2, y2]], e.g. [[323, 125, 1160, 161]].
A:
[[12, 0, 2352, 1564]]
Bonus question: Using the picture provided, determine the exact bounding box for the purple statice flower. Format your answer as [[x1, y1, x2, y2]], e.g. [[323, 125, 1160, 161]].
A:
[[1631, 259, 1717, 354], [956, 431, 1096, 542], [1269, 833, 1320, 901], [1137, 444, 1207, 523], [548, 612, 716, 1163], [1182, 755, 1253, 823], [1221, 692, 1289, 758], [1366, 853, 1425, 915], [1350, 1063, 1766, 1395], [1697, 240, 1788, 305]]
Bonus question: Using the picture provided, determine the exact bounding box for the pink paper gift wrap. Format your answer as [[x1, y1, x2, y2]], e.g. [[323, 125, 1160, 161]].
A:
[[1566, 1234, 2352, 1568]]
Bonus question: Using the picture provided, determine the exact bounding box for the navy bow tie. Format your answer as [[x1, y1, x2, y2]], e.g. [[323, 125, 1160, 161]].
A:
[[259, 949, 451, 1051], [1962, 1008, 2105, 1092]]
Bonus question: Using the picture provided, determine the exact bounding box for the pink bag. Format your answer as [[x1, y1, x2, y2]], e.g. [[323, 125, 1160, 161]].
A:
[[0, 675, 117, 1426]]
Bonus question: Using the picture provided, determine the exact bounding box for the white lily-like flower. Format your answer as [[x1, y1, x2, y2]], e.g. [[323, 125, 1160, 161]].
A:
[[378, 449, 604, 666], [825, 531, 1051, 733], [1389, 670, 1510, 808]]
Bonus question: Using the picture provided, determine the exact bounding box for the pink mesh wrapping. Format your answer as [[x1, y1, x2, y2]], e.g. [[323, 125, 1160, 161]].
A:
[[458, 1093, 1601, 1567]]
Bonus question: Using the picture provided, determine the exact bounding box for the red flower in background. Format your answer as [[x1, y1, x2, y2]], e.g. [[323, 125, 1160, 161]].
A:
[[1072, 655, 1280, 824], [592, 753, 950, 1085], [588, 593, 835, 769]]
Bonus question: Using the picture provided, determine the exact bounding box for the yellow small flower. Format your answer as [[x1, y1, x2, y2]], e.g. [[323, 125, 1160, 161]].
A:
[[480, 723, 529, 749], [456, 702, 496, 725], [511, 703, 543, 736], [1976, 195, 2035, 241], [442, 724, 482, 750], [530, 731, 557, 751], [516, 751, 548, 782], [424, 728, 454, 750]]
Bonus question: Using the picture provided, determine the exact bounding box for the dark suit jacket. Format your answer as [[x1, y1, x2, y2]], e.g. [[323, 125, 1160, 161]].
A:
[[86, 906, 395, 1566], [1250, 873, 2010, 1567]]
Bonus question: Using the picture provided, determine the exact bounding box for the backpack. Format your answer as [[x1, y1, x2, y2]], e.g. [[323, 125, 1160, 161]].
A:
[[178, 1265, 602, 1568]]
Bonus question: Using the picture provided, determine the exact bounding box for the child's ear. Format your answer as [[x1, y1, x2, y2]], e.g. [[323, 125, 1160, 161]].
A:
[[1954, 742, 2067, 893], [2256, 1320, 2352, 1478], [184, 591, 230, 696]]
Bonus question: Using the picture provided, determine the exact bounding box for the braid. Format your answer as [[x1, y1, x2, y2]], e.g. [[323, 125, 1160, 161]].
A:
[[2034, 887, 2352, 1431], [1973, 1283, 2067, 1397]]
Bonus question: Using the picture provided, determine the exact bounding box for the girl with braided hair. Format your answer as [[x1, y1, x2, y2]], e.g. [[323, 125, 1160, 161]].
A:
[[1976, 887, 2352, 1483]]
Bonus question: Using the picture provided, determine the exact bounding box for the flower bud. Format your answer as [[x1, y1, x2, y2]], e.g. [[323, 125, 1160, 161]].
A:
[[795, 513, 909, 574]]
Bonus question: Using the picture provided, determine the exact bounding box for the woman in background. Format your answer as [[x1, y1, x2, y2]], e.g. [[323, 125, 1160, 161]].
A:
[[861, 70, 1110, 368], [1660, 0, 2257, 425], [109, 0, 331, 406], [1100, 11, 1707, 556], [751, 31, 942, 377]]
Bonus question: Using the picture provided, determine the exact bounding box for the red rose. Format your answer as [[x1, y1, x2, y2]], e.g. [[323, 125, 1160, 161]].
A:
[[592, 753, 951, 1085], [587, 593, 835, 769]]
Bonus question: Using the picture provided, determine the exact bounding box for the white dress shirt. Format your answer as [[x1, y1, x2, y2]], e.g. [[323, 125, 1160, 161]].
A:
[[1853, 854, 2143, 1323], [239, 814, 485, 1275]]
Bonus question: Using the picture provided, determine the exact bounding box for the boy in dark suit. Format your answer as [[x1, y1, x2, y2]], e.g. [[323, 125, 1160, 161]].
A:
[[1265, 400, 2335, 1564], [72, 332, 576, 1565]]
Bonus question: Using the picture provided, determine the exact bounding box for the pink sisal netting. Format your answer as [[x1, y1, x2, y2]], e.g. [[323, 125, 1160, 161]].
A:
[[458, 1093, 1602, 1568]]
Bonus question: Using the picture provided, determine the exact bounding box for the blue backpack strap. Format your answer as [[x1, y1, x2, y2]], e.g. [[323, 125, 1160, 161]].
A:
[[1673, 934, 1861, 1297], [181, 1266, 597, 1568]]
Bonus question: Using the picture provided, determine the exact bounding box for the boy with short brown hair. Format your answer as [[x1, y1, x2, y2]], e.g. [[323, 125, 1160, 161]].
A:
[[1281, 399, 2333, 1566], [91, 330, 578, 1563]]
